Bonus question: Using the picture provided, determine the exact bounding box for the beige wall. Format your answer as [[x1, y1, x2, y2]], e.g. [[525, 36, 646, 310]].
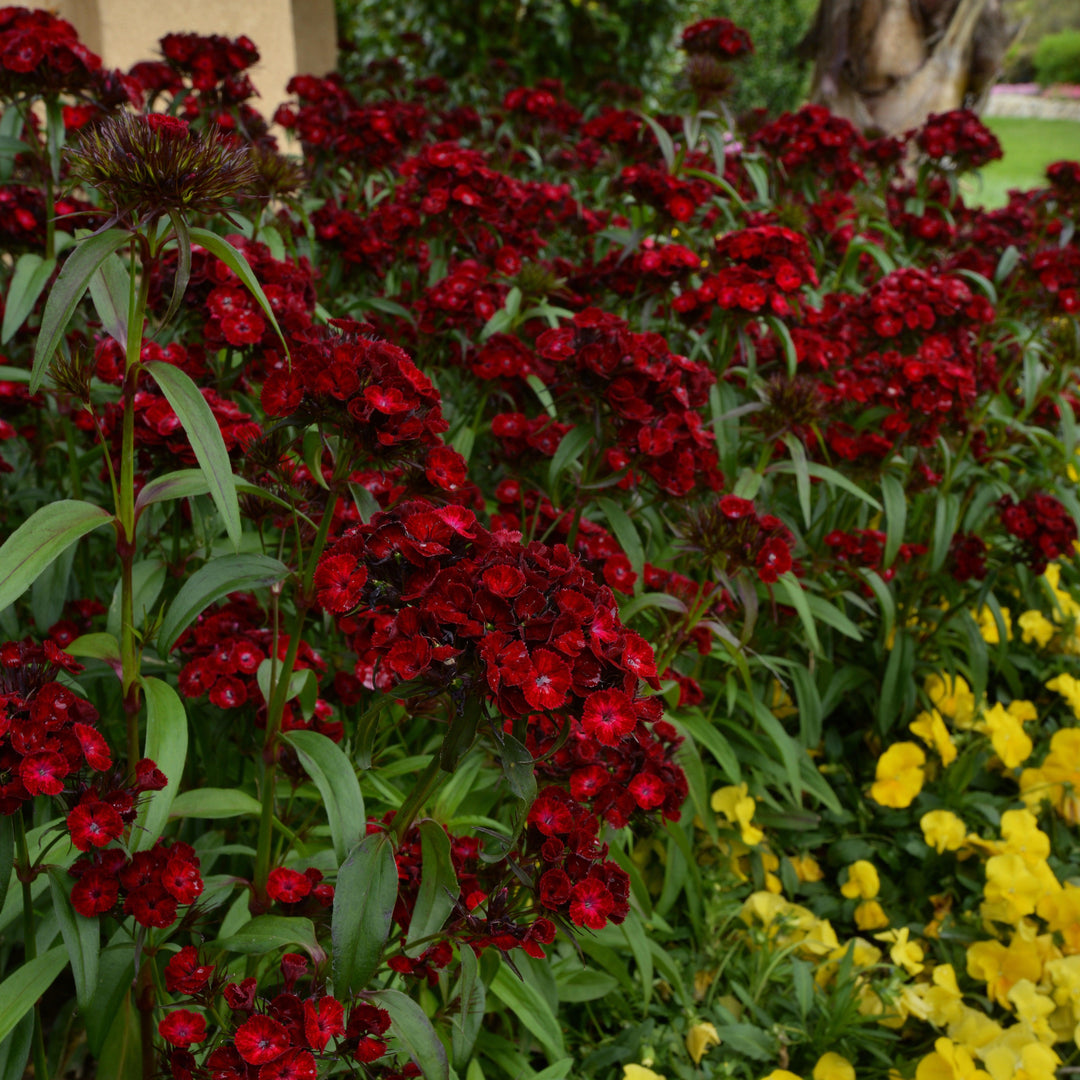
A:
[[54, 0, 337, 116]]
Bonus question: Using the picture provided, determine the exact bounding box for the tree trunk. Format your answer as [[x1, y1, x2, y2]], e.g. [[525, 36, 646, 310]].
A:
[[798, 0, 1017, 135]]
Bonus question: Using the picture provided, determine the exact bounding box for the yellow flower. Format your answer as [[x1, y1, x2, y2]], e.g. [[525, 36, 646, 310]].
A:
[[1022, 728, 1080, 823], [921, 810, 967, 853], [1007, 978, 1056, 1043], [685, 1022, 720, 1065], [875, 926, 925, 975], [999, 809, 1050, 864], [915, 1037, 991, 1080], [1036, 882, 1080, 953], [1008, 699, 1038, 724], [761, 1072, 803, 1080], [946, 1004, 1003, 1052], [1044, 562, 1080, 621], [813, 1053, 855, 1080], [984, 1042, 1059, 1080], [870, 742, 926, 808], [925, 673, 977, 729], [976, 605, 1012, 645], [1019, 610, 1055, 648], [624, 1067, 666, 1080], [982, 854, 1058, 923], [1046, 675, 1080, 721], [791, 853, 824, 883], [841, 860, 880, 900], [982, 703, 1033, 769], [910, 709, 958, 766], [918, 962, 964, 1026], [711, 783, 764, 846], [761, 851, 782, 894], [967, 938, 1043, 1008], [855, 900, 889, 930], [771, 680, 798, 719]]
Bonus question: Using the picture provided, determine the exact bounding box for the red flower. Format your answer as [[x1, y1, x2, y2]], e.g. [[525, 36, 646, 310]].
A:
[[580, 689, 637, 747], [20, 750, 68, 795], [162, 856, 205, 904], [569, 878, 615, 930], [756, 536, 793, 583], [303, 997, 345, 1051], [73, 722, 112, 771], [313, 554, 367, 613], [165, 946, 215, 995], [258, 1048, 317, 1080], [69, 868, 118, 916], [522, 649, 571, 710], [267, 867, 312, 905], [233, 1014, 292, 1064], [628, 772, 667, 810], [67, 799, 124, 851], [158, 1009, 207, 1047]]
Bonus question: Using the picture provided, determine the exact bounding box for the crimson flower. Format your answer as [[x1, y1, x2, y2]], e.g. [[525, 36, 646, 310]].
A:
[[67, 799, 124, 851], [158, 1009, 207, 1048], [580, 689, 637, 746], [267, 867, 312, 905], [569, 878, 615, 930], [233, 1014, 291, 1064], [165, 946, 215, 995]]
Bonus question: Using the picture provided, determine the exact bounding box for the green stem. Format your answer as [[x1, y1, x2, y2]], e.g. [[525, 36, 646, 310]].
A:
[[16, 814, 49, 1080]]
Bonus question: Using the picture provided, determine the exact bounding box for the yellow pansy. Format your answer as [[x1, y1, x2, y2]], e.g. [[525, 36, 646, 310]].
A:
[[983, 1042, 1059, 1080], [999, 809, 1050, 864], [1036, 883, 1080, 953], [946, 1004, 1004, 1053], [855, 900, 889, 930], [685, 1022, 720, 1065], [624, 1067, 665, 1080], [919, 962, 964, 1026], [921, 809, 967, 853], [1045, 562, 1080, 620], [1046, 674, 1080, 721], [982, 703, 1033, 768], [976, 605, 1012, 644], [761, 850, 783, 894], [870, 742, 926, 808], [967, 938, 1044, 1008], [841, 860, 880, 900], [1007, 978, 1056, 1043], [925, 673, 977, 729], [1008, 699, 1038, 723], [875, 926, 925, 975], [791, 853, 824, 882], [1043, 953, 1080, 1014], [915, 1037, 991, 1080], [771, 680, 798, 719], [1021, 728, 1080, 823], [982, 854, 1059, 924], [711, 783, 764, 846], [1018, 610, 1055, 648], [761, 1073, 803, 1080], [813, 1053, 855, 1080], [910, 709, 958, 765]]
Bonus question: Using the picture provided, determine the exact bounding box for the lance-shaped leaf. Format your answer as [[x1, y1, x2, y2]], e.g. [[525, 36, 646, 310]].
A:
[[48, 868, 99, 1010], [135, 677, 188, 850], [404, 821, 458, 957], [157, 554, 290, 654], [88, 251, 130, 346], [169, 787, 262, 820], [188, 228, 288, 353], [451, 944, 484, 1069], [145, 359, 242, 549], [0, 499, 111, 611], [281, 730, 364, 864], [0, 946, 68, 1043], [490, 963, 566, 1062], [332, 831, 397, 994], [2, 253, 56, 345], [213, 915, 324, 960], [369, 989, 449, 1080], [31, 228, 130, 392]]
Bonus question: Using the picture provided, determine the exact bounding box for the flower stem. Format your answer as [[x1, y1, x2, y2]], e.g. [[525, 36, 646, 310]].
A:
[[15, 813, 49, 1080]]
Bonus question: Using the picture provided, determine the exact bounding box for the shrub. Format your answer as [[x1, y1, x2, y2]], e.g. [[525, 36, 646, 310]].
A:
[[1033, 28, 1080, 85]]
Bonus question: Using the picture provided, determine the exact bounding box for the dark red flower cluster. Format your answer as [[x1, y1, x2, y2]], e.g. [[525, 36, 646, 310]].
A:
[[807, 268, 997, 459], [680, 17, 753, 58], [998, 493, 1079, 574], [950, 532, 989, 582], [311, 198, 423, 278], [1030, 246, 1080, 315], [160, 952, 397, 1077], [261, 319, 466, 489], [0, 640, 111, 813], [682, 224, 818, 319], [0, 185, 98, 253], [588, 238, 703, 298], [825, 528, 927, 582], [752, 105, 866, 191], [619, 162, 712, 223], [887, 176, 963, 246], [68, 838, 202, 926], [503, 81, 582, 132], [580, 107, 643, 150], [160, 31, 259, 92], [65, 757, 167, 852], [1047, 160, 1080, 205], [266, 864, 334, 908], [682, 494, 796, 584], [532, 307, 722, 497], [412, 258, 507, 336], [915, 109, 1002, 171], [0, 7, 101, 95], [174, 595, 338, 739]]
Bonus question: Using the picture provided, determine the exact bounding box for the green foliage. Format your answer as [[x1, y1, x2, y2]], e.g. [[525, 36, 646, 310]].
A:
[[1033, 28, 1080, 85]]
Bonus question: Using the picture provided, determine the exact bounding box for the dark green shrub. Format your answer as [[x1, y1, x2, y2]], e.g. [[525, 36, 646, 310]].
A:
[[1033, 28, 1080, 85]]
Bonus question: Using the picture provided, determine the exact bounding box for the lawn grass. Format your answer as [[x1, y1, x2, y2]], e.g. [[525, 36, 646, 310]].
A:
[[963, 115, 1080, 208]]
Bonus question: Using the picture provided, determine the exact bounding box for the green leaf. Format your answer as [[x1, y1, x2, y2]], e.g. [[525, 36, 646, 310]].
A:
[[452, 944, 485, 1069], [157, 553, 290, 654], [48, 868, 99, 1010], [0, 499, 111, 612], [135, 677, 187, 850], [162, 212, 192, 328], [881, 474, 906, 569], [930, 492, 961, 574], [145, 359, 242, 549], [88, 251, 130, 346], [673, 713, 741, 783], [775, 571, 821, 654], [0, 819, 12, 928], [65, 632, 121, 665], [405, 821, 459, 956], [618, 592, 688, 620], [554, 967, 619, 1003], [490, 963, 566, 1063], [0, 946, 67, 1043], [107, 558, 165, 638], [188, 228, 288, 352], [639, 112, 675, 171], [994, 244, 1019, 284], [768, 460, 882, 510], [596, 498, 645, 584], [525, 374, 557, 420], [783, 433, 812, 527], [95, 991, 141, 1080], [766, 316, 798, 379], [547, 426, 593, 490], [31, 228, 130, 392], [805, 594, 862, 641], [213, 915, 324, 960], [170, 787, 262, 819], [857, 569, 895, 644], [621, 908, 654, 1006], [134, 469, 210, 512], [0, 1012, 33, 1080], [370, 988, 449, 1080], [332, 831, 397, 993], [281, 730, 364, 864], [494, 731, 536, 804], [2, 253, 55, 345]]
